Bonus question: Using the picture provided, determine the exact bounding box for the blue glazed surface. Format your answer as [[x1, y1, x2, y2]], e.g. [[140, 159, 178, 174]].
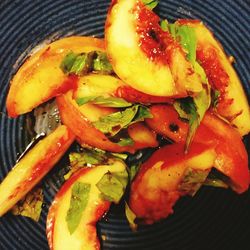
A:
[[0, 0, 249, 249]]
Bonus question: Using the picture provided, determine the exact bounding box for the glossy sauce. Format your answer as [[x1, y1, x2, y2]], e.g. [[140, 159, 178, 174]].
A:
[[134, 1, 179, 65]]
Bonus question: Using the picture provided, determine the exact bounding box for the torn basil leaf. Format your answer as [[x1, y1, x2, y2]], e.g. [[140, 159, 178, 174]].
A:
[[117, 137, 134, 146], [129, 164, 141, 182], [110, 152, 128, 160], [93, 105, 152, 137], [178, 168, 210, 196], [96, 170, 128, 204], [170, 25, 197, 65], [211, 89, 220, 108], [125, 202, 137, 231], [66, 182, 91, 234], [11, 187, 43, 222], [170, 23, 211, 150], [204, 168, 229, 189], [60, 52, 92, 75], [142, 0, 159, 9], [133, 105, 153, 123], [60, 51, 113, 76], [65, 149, 109, 180], [93, 52, 113, 74], [174, 97, 199, 151], [76, 96, 132, 108], [76, 96, 98, 106], [204, 179, 228, 189], [160, 19, 168, 32]]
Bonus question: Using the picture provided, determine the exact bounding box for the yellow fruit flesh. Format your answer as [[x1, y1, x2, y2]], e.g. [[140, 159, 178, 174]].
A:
[[0, 125, 74, 216], [52, 161, 126, 250]]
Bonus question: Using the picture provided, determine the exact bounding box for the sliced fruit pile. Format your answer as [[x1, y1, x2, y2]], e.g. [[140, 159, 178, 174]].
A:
[[1, 0, 250, 249]]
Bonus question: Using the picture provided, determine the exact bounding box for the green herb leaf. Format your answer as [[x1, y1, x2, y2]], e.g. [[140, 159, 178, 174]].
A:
[[160, 19, 168, 32], [204, 168, 229, 189], [96, 170, 128, 204], [76, 96, 132, 108], [133, 105, 153, 123], [174, 97, 199, 151], [142, 0, 159, 9], [60, 51, 113, 76], [125, 202, 137, 231], [76, 96, 98, 106], [168, 24, 197, 65], [60, 52, 78, 74], [93, 52, 113, 74], [178, 168, 210, 196], [65, 149, 109, 180], [11, 188, 43, 222], [110, 153, 128, 160], [211, 89, 220, 108], [93, 105, 151, 137], [204, 178, 229, 188], [60, 52, 92, 75], [129, 164, 141, 182], [66, 182, 91, 234], [117, 137, 134, 146], [170, 23, 211, 151]]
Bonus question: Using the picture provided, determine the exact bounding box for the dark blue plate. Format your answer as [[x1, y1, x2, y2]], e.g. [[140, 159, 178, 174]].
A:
[[0, 0, 249, 249]]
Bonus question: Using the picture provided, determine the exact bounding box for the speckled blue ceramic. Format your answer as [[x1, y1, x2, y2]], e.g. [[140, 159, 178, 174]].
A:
[[0, 0, 249, 249]]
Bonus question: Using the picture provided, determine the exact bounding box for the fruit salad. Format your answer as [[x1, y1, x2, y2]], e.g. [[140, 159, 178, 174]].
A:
[[0, 0, 250, 249]]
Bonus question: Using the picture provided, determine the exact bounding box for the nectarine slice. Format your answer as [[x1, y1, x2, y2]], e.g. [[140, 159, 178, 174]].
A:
[[146, 104, 249, 193], [73, 73, 125, 100], [177, 20, 250, 136], [57, 90, 158, 153], [47, 160, 127, 250], [105, 0, 202, 97], [6, 36, 105, 117], [129, 143, 217, 224], [0, 125, 75, 217]]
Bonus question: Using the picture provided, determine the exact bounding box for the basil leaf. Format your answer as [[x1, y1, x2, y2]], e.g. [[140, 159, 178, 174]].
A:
[[204, 178, 229, 188], [96, 170, 128, 204], [142, 0, 159, 9], [174, 97, 199, 151], [110, 153, 128, 160], [93, 52, 113, 74], [160, 19, 168, 32], [117, 137, 134, 146], [125, 202, 137, 231], [76, 96, 132, 108], [93, 105, 151, 137], [60, 52, 78, 73], [211, 89, 220, 108], [129, 164, 141, 182], [60, 51, 113, 76], [65, 149, 108, 180], [76, 96, 98, 106], [204, 168, 229, 189], [132, 105, 153, 123], [66, 182, 91, 234], [11, 187, 43, 222], [168, 24, 196, 65], [60, 52, 92, 75], [178, 168, 210, 196]]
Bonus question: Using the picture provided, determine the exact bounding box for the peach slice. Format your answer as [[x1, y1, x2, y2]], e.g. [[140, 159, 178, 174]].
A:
[[105, 0, 202, 97], [57, 90, 158, 153], [146, 104, 249, 193], [0, 125, 75, 216], [73, 73, 125, 100], [6, 36, 105, 117], [114, 85, 174, 104], [129, 142, 217, 224], [177, 20, 250, 136], [47, 160, 127, 250]]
